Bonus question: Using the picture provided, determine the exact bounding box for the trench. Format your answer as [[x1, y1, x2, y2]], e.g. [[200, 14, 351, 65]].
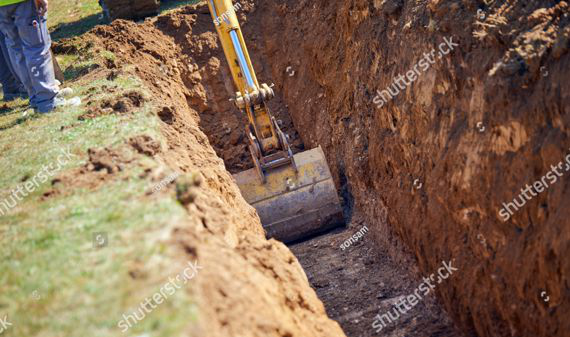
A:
[[85, 0, 570, 335], [191, 46, 462, 337], [89, 2, 463, 336], [145, 5, 464, 337], [198, 67, 462, 335], [196, 77, 462, 336]]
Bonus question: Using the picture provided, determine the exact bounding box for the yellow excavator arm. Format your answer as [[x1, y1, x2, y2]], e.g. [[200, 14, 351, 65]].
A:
[[206, 0, 344, 243], [206, 0, 295, 182]]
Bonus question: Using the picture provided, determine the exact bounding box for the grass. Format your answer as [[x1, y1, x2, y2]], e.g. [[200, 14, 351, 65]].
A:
[[0, 68, 198, 337], [49, 0, 203, 41], [49, 0, 105, 41], [49, 0, 103, 31], [0, 2, 202, 335], [160, 0, 203, 13]]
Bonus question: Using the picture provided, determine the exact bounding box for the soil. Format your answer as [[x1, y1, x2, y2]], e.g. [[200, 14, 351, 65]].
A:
[[44, 145, 136, 199], [129, 134, 162, 156], [52, 0, 569, 336], [69, 7, 346, 337], [80, 90, 146, 120], [87, 146, 134, 173], [290, 215, 461, 337], [244, 1, 570, 337]]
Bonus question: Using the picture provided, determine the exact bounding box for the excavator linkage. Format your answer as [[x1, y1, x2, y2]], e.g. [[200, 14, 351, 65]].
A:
[[207, 0, 344, 242]]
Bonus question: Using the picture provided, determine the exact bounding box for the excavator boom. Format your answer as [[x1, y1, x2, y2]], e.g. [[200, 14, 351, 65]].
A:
[[206, 0, 344, 242]]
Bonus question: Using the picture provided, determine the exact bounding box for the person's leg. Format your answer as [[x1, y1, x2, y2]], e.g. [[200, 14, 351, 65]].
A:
[[0, 32, 27, 101], [12, 0, 57, 112], [0, 2, 35, 106], [0, 33, 19, 98]]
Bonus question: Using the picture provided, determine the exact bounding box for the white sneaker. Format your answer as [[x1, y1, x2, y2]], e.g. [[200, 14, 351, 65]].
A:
[[57, 87, 74, 98], [54, 96, 81, 108]]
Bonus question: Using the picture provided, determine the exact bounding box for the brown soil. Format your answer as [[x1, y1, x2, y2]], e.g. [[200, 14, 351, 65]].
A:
[[86, 146, 134, 173], [53, 0, 569, 336], [244, 1, 570, 337], [44, 144, 140, 199], [72, 7, 346, 337], [129, 134, 162, 156], [80, 90, 146, 120], [290, 215, 461, 337]]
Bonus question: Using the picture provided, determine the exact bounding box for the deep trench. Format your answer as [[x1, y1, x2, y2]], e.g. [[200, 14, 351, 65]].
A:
[[123, 5, 466, 336], [189, 44, 462, 337], [203, 97, 462, 337], [90, 1, 570, 335], [89, 3, 462, 337]]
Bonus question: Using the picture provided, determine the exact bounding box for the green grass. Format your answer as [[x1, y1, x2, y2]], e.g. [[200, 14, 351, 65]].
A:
[[49, 0, 103, 31], [48, 0, 203, 41], [49, 0, 105, 41], [160, 0, 203, 14], [0, 38, 199, 336]]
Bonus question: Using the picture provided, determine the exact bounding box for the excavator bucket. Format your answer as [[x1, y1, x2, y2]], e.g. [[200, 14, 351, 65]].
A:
[[234, 146, 344, 243]]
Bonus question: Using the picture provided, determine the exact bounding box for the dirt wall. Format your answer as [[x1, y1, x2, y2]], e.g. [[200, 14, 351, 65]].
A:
[[77, 7, 346, 336], [246, 1, 570, 336]]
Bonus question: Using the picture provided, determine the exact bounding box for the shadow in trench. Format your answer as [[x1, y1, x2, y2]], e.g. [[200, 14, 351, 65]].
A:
[[289, 212, 464, 337]]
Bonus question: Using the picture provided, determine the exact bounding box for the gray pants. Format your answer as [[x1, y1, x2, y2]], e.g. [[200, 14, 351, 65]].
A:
[[0, 31, 26, 100], [0, 0, 57, 112]]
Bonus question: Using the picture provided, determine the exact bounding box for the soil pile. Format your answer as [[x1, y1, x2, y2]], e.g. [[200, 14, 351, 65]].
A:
[[70, 5, 345, 336]]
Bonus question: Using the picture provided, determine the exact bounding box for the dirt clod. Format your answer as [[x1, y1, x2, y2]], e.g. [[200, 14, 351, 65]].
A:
[[157, 106, 175, 124], [175, 172, 204, 205], [79, 91, 145, 120], [129, 135, 161, 156], [87, 147, 133, 173]]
